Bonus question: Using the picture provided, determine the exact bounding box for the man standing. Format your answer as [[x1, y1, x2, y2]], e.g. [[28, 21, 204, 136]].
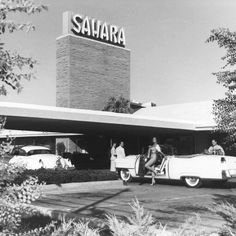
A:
[[116, 141, 127, 185], [208, 139, 225, 155], [116, 141, 126, 159]]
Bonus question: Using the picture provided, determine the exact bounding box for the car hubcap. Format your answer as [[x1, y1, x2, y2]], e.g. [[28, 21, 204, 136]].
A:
[[121, 169, 130, 181], [185, 177, 199, 187]]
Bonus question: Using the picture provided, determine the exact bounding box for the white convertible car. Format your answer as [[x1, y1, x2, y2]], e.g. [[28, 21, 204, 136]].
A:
[[115, 154, 236, 188]]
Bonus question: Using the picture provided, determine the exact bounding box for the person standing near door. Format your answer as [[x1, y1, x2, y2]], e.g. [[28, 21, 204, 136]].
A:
[[116, 141, 126, 159], [116, 141, 127, 185], [110, 143, 117, 171]]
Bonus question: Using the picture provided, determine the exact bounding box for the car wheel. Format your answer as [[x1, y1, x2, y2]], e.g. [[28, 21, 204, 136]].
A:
[[184, 177, 202, 188], [120, 169, 132, 182]]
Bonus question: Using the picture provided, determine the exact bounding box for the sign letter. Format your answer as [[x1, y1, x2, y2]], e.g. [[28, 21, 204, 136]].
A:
[[118, 28, 126, 46], [91, 19, 101, 38], [109, 25, 118, 44], [71, 14, 83, 35], [81, 16, 91, 36], [100, 22, 109, 41]]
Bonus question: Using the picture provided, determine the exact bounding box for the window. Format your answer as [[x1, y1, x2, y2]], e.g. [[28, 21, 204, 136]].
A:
[[27, 149, 52, 156], [12, 148, 26, 156]]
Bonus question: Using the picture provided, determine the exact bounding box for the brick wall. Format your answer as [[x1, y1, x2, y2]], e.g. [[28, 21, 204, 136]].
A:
[[56, 35, 130, 110]]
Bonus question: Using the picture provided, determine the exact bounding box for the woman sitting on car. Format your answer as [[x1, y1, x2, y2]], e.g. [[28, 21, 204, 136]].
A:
[[145, 137, 162, 186]]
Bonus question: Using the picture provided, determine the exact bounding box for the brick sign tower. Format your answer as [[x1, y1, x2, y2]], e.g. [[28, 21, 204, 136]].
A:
[[56, 11, 130, 110]]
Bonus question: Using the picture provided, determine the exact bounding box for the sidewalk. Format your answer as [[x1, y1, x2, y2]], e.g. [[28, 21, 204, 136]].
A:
[[41, 180, 122, 195]]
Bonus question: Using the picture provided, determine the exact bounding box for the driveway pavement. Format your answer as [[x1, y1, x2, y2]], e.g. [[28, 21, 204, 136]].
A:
[[34, 179, 236, 232]]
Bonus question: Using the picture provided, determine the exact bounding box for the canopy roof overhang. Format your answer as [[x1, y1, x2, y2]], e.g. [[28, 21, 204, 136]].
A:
[[0, 102, 214, 135]]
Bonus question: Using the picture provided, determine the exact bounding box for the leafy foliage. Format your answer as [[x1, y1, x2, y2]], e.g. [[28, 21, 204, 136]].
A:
[[0, 50, 37, 95], [14, 168, 118, 185], [0, 162, 45, 234], [49, 218, 100, 236], [103, 96, 133, 113], [0, 121, 45, 235], [0, 0, 48, 95], [106, 198, 163, 236], [211, 201, 236, 234], [0, 134, 15, 161], [0, 161, 24, 187], [106, 198, 214, 236], [0, 1, 51, 234], [127, 198, 156, 228], [174, 214, 209, 236], [0, 116, 6, 129], [218, 226, 235, 236], [206, 28, 236, 149]]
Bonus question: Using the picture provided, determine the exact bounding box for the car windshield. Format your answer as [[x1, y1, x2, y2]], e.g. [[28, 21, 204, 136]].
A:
[[27, 149, 52, 156], [174, 154, 202, 158], [12, 148, 27, 156]]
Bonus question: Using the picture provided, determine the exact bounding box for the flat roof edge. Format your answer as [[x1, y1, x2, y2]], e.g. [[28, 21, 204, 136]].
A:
[[0, 102, 198, 131]]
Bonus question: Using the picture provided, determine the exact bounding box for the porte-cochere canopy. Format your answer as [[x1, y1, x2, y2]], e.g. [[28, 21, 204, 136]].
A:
[[0, 102, 214, 135]]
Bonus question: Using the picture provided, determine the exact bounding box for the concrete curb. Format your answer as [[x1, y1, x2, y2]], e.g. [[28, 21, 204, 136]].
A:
[[42, 180, 121, 195]]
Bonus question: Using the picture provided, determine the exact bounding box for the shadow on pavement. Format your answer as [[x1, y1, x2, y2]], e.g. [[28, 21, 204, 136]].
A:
[[133, 178, 184, 186], [134, 178, 236, 189], [201, 181, 236, 189], [170, 204, 209, 214], [36, 188, 132, 219], [71, 188, 130, 218]]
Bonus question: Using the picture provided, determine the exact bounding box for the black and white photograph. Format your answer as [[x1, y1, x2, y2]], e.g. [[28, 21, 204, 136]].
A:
[[1, 0, 236, 235]]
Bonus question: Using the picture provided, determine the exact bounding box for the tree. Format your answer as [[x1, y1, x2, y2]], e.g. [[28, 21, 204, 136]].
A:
[[206, 28, 236, 149], [0, 0, 48, 96], [103, 95, 133, 113], [0, 1, 48, 234]]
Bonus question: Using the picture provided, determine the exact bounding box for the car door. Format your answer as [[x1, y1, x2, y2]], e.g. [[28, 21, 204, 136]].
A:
[[168, 155, 222, 180]]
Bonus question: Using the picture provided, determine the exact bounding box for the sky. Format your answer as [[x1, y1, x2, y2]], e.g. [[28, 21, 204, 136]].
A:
[[1, 0, 235, 106]]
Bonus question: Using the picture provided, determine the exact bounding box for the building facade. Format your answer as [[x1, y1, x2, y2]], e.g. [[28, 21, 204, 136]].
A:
[[56, 12, 130, 110], [2, 11, 231, 169]]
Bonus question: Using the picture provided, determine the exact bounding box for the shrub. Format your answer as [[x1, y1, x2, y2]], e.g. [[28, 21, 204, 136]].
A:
[[174, 214, 209, 236], [14, 168, 118, 185], [106, 198, 166, 236], [0, 187, 224, 236], [41, 199, 214, 236], [0, 162, 45, 234], [49, 218, 100, 236], [210, 201, 236, 235]]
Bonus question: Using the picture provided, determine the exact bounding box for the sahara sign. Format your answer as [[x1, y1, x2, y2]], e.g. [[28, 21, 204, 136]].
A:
[[65, 12, 126, 47]]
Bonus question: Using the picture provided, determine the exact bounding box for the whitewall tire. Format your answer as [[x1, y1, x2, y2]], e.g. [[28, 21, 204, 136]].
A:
[[184, 177, 202, 188], [120, 169, 132, 182]]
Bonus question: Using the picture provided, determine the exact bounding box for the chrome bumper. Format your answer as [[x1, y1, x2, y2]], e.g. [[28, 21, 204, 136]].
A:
[[223, 169, 236, 178]]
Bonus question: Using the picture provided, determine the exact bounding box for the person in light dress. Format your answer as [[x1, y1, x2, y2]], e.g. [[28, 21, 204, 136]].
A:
[[110, 143, 117, 172], [116, 141, 126, 159]]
